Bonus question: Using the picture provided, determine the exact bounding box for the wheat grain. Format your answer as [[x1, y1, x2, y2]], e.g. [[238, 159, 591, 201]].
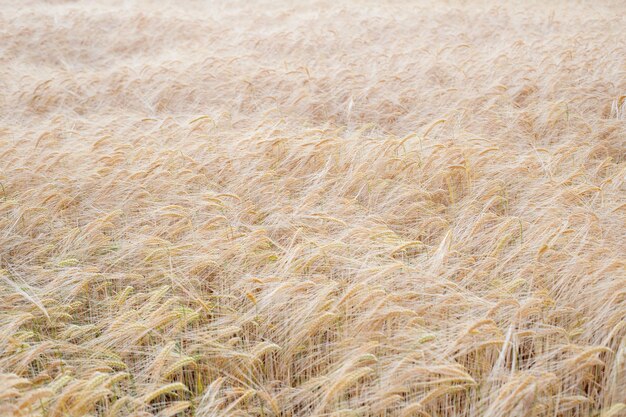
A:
[[0, 0, 624, 416]]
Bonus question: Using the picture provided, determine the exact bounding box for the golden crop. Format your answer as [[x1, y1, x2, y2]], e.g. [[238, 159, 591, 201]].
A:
[[0, 0, 624, 416]]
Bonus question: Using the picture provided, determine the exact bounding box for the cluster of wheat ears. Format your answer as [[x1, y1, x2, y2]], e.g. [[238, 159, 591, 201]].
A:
[[0, 0, 625, 416]]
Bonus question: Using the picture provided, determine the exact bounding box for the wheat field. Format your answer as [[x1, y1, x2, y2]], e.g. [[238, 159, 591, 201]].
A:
[[1, 0, 625, 416]]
